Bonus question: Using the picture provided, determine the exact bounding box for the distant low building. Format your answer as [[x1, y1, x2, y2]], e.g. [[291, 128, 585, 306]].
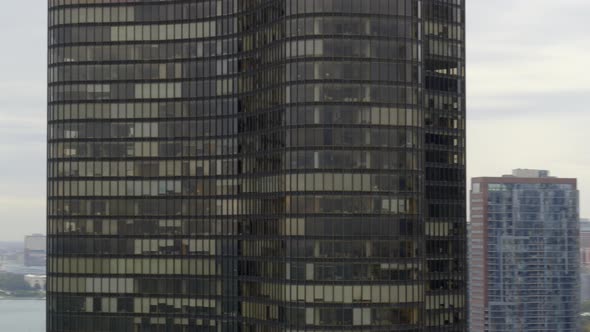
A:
[[24, 274, 46, 290], [24, 234, 46, 267]]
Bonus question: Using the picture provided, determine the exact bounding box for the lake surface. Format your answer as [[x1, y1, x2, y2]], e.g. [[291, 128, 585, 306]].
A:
[[0, 299, 45, 332]]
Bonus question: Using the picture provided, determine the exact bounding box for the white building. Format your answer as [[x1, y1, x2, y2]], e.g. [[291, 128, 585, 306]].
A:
[[24, 274, 46, 290]]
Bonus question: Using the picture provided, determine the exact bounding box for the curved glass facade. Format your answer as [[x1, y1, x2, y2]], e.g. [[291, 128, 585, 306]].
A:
[[48, 0, 465, 331]]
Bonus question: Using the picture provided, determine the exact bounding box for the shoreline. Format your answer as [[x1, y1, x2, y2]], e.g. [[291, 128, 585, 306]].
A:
[[0, 297, 45, 300]]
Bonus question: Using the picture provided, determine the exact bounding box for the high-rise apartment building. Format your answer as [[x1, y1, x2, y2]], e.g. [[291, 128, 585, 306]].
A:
[[24, 234, 47, 267], [469, 170, 579, 331], [580, 219, 590, 266], [580, 219, 590, 302], [48, 0, 466, 331]]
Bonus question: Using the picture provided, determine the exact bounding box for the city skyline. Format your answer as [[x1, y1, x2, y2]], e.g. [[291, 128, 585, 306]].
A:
[[2, 1, 590, 241], [0, 1, 585, 332]]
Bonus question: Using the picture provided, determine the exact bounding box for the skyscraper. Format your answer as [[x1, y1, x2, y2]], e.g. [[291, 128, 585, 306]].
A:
[[469, 170, 580, 331], [48, 1, 466, 331]]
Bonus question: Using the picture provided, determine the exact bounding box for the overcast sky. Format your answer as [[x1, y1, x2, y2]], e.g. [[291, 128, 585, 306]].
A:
[[467, 0, 590, 220], [0, 2, 47, 242], [0, 1, 589, 241]]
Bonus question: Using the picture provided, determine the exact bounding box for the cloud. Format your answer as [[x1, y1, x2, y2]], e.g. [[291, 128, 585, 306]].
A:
[[469, 48, 590, 99], [468, 0, 590, 100]]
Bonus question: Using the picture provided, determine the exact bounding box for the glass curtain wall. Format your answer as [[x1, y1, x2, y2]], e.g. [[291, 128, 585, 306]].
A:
[[422, 0, 466, 329], [48, 1, 240, 330], [487, 183, 579, 331], [48, 0, 466, 331], [276, 0, 424, 330]]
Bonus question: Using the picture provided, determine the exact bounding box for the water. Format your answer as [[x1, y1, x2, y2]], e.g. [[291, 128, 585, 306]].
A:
[[0, 299, 45, 332]]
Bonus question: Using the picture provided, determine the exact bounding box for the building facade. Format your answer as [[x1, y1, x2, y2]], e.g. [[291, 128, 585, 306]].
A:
[[469, 170, 579, 331], [580, 219, 590, 302], [48, 0, 466, 331], [581, 273, 590, 303], [580, 219, 590, 266]]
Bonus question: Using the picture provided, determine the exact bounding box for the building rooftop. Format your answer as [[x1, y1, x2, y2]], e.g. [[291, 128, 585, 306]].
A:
[[503, 169, 551, 178], [472, 169, 576, 188]]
